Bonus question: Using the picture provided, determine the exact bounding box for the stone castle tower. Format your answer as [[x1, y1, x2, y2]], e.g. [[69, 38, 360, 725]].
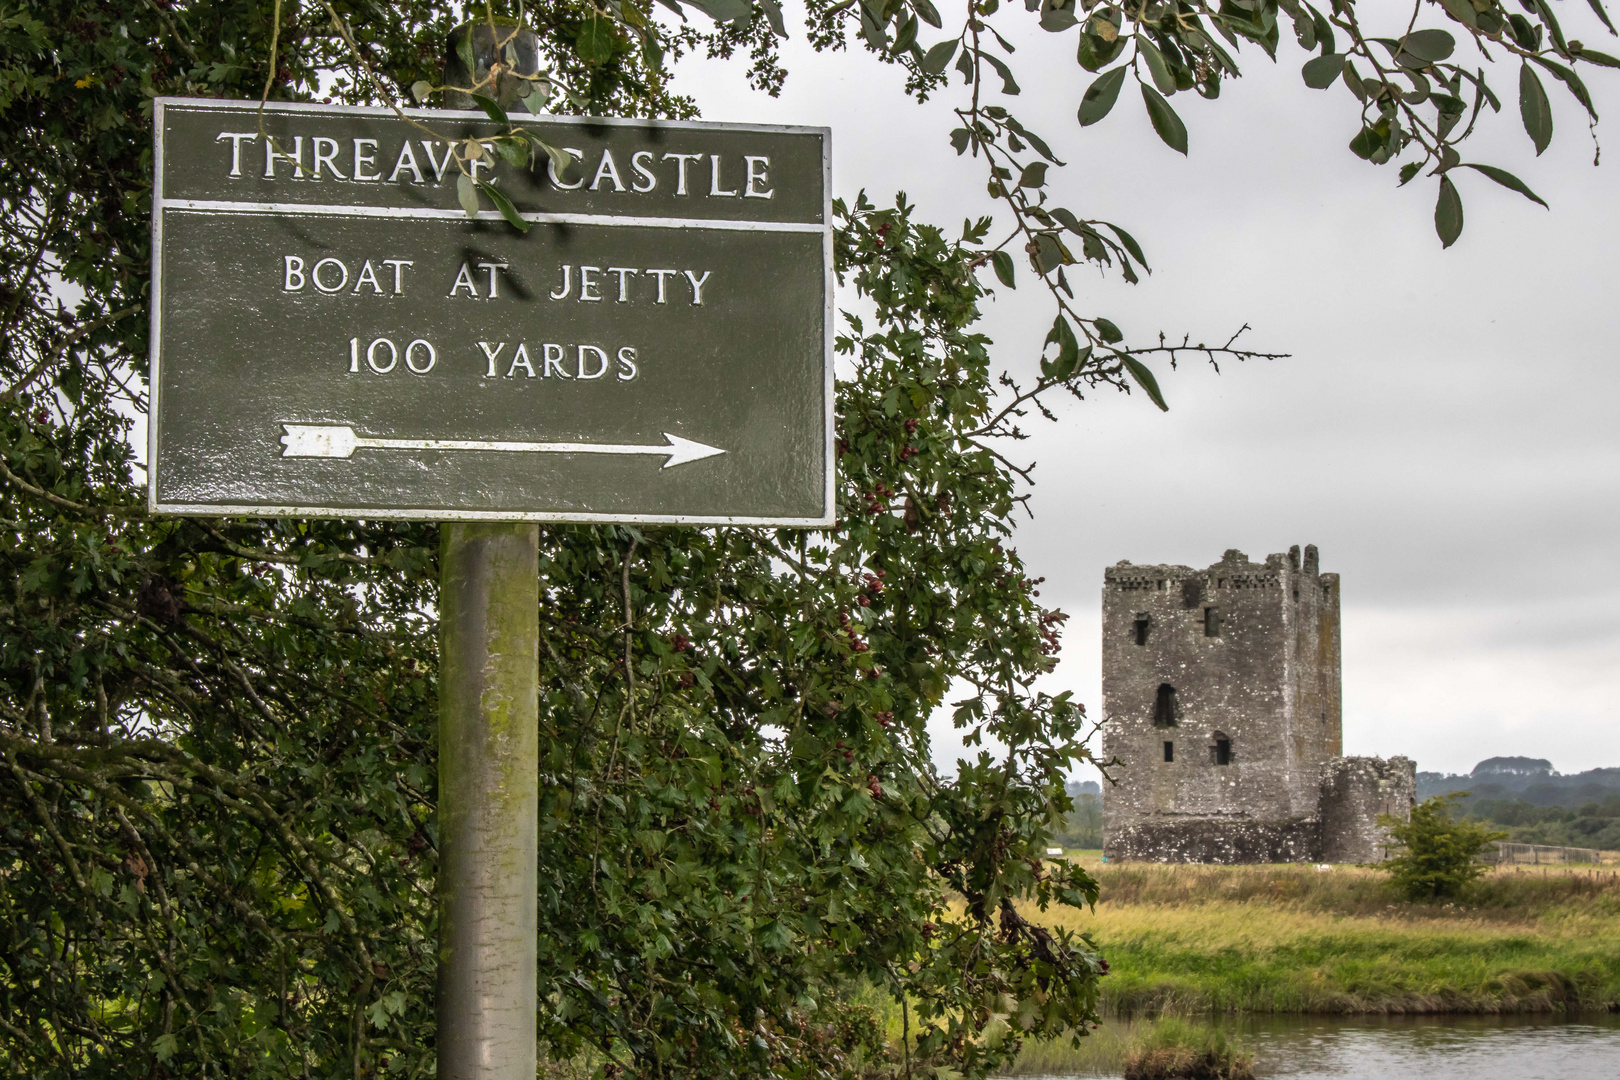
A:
[[1100, 546, 1414, 864]]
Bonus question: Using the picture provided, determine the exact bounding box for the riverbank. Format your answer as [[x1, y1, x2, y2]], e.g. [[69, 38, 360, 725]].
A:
[[1030, 859, 1620, 1016]]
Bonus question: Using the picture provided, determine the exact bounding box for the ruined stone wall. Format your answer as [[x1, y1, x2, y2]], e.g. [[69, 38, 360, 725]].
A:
[[1318, 756, 1417, 864], [1101, 546, 1352, 864], [1107, 817, 1320, 865]]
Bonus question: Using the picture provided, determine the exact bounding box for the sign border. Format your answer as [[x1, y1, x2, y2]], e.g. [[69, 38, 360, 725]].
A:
[[147, 96, 835, 527]]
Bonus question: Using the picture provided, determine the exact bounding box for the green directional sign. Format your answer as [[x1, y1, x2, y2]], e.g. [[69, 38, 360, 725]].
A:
[[148, 98, 832, 525]]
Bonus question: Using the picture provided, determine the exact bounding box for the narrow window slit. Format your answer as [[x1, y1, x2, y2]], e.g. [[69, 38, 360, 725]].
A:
[[1153, 683, 1179, 727]]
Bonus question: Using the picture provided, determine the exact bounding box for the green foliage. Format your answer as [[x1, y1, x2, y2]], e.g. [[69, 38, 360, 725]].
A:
[[0, 6, 1111, 1077], [1384, 795, 1507, 900], [1053, 788, 1102, 849], [1464, 795, 1620, 851]]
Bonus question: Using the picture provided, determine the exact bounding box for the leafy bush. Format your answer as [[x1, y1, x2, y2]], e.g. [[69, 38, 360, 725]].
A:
[[1384, 795, 1507, 900]]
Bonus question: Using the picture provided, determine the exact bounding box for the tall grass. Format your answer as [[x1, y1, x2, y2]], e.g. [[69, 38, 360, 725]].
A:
[[1120, 1018, 1252, 1080], [1025, 862, 1620, 1016], [998, 1017, 1251, 1079]]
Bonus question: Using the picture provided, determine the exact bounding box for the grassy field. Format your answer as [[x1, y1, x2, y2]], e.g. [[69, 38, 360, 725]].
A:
[[1028, 859, 1620, 1016]]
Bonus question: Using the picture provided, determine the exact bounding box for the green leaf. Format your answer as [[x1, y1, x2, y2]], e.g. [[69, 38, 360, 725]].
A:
[[860, 8, 887, 50], [1049, 206, 1084, 235], [1579, 47, 1620, 68], [892, 14, 919, 54], [1031, 232, 1071, 273], [1044, 315, 1081, 379], [912, 0, 943, 28], [521, 82, 552, 114], [922, 39, 959, 74], [478, 180, 530, 232], [1121, 355, 1168, 411], [1438, 0, 1477, 29], [577, 17, 618, 66], [1348, 125, 1377, 160], [1585, 0, 1618, 35], [1094, 317, 1123, 343], [470, 93, 508, 126], [1018, 162, 1048, 188], [1076, 27, 1127, 72], [1535, 0, 1570, 56], [493, 137, 528, 167], [1531, 54, 1597, 120], [1398, 161, 1422, 186], [1312, 10, 1337, 54], [1301, 52, 1344, 89], [1400, 29, 1455, 62], [1077, 66, 1127, 126], [1519, 62, 1553, 155], [759, 0, 788, 37], [456, 172, 479, 218], [1141, 84, 1188, 154], [1434, 176, 1463, 248], [528, 139, 579, 186], [1008, 117, 1063, 163], [1040, 0, 1079, 32], [410, 80, 432, 104], [1137, 38, 1177, 95], [688, 0, 753, 25], [456, 31, 477, 81], [1342, 58, 1368, 101], [990, 249, 1015, 288], [1458, 163, 1548, 208], [1104, 222, 1150, 271], [979, 49, 1021, 94]]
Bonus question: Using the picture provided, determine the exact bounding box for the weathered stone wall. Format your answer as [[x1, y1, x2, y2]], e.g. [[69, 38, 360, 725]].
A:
[[1318, 755, 1417, 864], [1101, 546, 1365, 864], [1107, 817, 1320, 864]]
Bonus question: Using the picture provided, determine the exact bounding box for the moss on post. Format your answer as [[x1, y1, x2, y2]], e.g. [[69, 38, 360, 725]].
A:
[[437, 522, 539, 1080]]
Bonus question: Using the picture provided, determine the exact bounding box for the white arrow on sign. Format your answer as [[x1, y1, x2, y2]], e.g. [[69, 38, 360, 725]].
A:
[[279, 424, 726, 469]]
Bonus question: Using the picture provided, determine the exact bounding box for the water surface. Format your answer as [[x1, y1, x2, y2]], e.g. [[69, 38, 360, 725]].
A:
[[1014, 1013, 1620, 1080], [1239, 1014, 1620, 1079]]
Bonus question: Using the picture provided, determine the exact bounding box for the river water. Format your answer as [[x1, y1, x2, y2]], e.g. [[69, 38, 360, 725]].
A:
[[1022, 1013, 1620, 1079], [1235, 1014, 1620, 1079]]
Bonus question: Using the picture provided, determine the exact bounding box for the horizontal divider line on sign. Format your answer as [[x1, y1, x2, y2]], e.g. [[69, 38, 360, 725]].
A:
[[146, 499, 835, 527], [157, 199, 825, 232]]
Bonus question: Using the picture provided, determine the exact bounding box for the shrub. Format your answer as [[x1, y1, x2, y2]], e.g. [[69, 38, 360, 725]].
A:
[[1384, 794, 1507, 900]]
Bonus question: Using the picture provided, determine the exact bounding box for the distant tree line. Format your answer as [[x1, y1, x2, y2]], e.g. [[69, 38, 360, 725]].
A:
[[1414, 758, 1620, 852], [1055, 781, 1103, 850], [1417, 756, 1620, 809], [1460, 796, 1620, 852]]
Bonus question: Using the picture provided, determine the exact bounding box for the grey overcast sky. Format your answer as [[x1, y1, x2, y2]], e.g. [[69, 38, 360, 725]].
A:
[[671, 8, 1620, 780]]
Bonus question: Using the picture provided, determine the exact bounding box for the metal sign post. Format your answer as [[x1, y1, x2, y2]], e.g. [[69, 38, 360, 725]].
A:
[[147, 25, 830, 1078]]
